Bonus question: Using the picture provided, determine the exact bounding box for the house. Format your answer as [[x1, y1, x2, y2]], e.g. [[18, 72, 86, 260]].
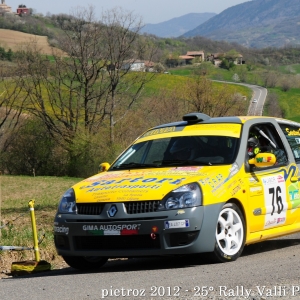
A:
[[16, 4, 31, 15], [0, 0, 12, 15], [207, 52, 244, 66], [178, 55, 194, 65], [186, 51, 205, 62], [120, 60, 156, 72], [121, 60, 145, 72]]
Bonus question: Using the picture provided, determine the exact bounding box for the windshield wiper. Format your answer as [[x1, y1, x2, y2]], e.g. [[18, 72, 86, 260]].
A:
[[111, 162, 159, 170], [153, 160, 212, 166]]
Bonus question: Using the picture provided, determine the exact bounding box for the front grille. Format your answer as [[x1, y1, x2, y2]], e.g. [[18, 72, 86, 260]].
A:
[[74, 234, 160, 250], [76, 201, 161, 215], [77, 203, 104, 215], [124, 201, 161, 214]]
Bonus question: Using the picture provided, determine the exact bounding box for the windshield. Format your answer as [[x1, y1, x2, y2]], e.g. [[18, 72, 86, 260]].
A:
[[110, 135, 239, 170]]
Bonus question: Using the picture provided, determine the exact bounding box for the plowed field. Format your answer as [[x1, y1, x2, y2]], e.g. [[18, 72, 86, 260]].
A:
[[0, 29, 59, 55]]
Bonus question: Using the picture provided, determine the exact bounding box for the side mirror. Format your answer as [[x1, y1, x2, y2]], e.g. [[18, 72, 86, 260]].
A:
[[248, 153, 276, 168], [98, 162, 110, 173]]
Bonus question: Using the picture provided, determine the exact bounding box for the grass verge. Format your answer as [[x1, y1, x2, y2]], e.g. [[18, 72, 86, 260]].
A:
[[0, 175, 82, 274]]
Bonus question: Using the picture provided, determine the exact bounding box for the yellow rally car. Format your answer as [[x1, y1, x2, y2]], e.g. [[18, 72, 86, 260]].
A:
[[54, 113, 300, 270]]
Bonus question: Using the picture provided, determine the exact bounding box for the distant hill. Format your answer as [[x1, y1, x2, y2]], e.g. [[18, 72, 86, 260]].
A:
[[183, 0, 300, 48], [140, 13, 216, 38]]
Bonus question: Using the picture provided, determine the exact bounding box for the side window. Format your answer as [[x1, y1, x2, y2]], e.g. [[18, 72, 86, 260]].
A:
[[247, 123, 288, 166], [279, 124, 300, 164]]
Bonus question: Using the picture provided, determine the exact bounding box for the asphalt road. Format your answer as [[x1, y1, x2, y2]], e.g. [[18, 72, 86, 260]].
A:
[[212, 80, 268, 116], [1, 232, 300, 300]]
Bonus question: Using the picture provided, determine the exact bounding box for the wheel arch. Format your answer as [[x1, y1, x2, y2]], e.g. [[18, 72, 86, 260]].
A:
[[225, 198, 247, 233]]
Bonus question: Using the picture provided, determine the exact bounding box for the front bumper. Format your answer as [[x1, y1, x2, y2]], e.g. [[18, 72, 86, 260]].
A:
[[54, 203, 223, 257]]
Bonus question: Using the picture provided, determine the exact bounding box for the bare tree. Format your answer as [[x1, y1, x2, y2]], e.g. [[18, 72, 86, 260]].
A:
[[13, 6, 157, 152], [266, 92, 283, 117], [182, 75, 246, 117], [262, 70, 278, 88], [0, 65, 26, 152]]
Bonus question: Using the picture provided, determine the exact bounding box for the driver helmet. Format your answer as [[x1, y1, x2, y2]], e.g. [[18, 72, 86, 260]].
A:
[[169, 137, 193, 160], [247, 136, 260, 157]]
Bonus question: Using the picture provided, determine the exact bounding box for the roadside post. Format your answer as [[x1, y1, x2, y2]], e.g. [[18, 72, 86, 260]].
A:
[[0, 199, 52, 275]]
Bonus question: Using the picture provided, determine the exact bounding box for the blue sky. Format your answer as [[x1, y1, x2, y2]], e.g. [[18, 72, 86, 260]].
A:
[[6, 0, 251, 23]]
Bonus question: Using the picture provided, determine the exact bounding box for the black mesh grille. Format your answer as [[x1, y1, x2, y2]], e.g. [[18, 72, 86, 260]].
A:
[[74, 235, 160, 250], [124, 201, 161, 214], [77, 201, 161, 215], [77, 203, 104, 215]]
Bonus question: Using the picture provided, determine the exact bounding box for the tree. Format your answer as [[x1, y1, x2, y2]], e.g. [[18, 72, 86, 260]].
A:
[[262, 70, 278, 88], [182, 75, 246, 117], [12, 6, 157, 175], [0, 65, 26, 153]]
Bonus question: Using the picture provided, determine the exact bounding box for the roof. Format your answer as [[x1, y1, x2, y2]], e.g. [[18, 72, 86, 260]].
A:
[[151, 115, 290, 130], [179, 55, 194, 60], [186, 51, 204, 56]]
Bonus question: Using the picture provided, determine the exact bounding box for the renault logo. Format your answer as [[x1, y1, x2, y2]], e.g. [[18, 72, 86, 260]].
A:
[[107, 205, 118, 217]]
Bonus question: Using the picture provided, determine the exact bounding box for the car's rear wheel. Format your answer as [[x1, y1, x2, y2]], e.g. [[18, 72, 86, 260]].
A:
[[211, 202, 245, 263], [62, 256, 108, 270]]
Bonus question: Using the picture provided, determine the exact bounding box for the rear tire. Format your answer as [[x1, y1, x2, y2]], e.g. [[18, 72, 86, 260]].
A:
[[211, 202, 245, 263], [62, 256, 108, 270]]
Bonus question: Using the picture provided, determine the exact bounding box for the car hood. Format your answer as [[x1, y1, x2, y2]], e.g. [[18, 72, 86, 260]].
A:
[[74, 165, 236, 203]]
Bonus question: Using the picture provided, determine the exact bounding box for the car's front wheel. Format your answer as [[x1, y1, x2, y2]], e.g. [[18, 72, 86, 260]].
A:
[[211, 202, 245, 263], [62, 256, 108, 270]]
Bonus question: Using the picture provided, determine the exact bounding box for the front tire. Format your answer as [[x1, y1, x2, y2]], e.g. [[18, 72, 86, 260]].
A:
[[62, 256, 108, 270], [211, 203, 245, 263]]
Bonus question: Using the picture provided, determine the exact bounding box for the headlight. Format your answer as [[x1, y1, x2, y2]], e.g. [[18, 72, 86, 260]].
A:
[[158, 183, 202, 211], [58, 188, 77, 214]]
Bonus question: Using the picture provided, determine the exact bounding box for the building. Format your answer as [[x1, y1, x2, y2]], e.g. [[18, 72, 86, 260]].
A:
[[16, 4, 31, 15], [0, 0, 13, 15]]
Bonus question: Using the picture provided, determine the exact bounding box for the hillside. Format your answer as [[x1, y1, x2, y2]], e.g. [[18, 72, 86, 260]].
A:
[[183, 0, 300, 48], [140, 12, 216, 38], [0, 29, 60, 54]]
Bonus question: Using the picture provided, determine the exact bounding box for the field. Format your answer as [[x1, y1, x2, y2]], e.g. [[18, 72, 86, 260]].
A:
[[0, 29, 59, 54], [0, 175, 82, 276]]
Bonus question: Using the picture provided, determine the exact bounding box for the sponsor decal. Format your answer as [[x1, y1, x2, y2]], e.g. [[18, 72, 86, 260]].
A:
[[83, 224, 141, 236], [54, 226, 69, 235], [288, 183, 300, 210], [250, 186, 262, 193], [277, 217, 286, 224], [171, 166, 202, 172], [265, 218, 277, 227], [277, 174, 285, 183], [199, 173, 223, 188], [256, 156, 273, 163], [285, 128, 300, 136], [249, 177, 259, 183], [80, 176, 187, 192], [142, 126, 177, 138], [231, 185, 241, 196]]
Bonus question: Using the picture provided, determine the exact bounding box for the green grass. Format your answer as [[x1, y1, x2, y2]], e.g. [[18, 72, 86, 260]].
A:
[[268, 87, 300, 121], [0, 175, 82, 270], [277, 64, 300, 74]]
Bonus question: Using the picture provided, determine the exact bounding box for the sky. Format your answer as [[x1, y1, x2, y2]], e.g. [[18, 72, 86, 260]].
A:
[[5, 0, 251, 24]]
